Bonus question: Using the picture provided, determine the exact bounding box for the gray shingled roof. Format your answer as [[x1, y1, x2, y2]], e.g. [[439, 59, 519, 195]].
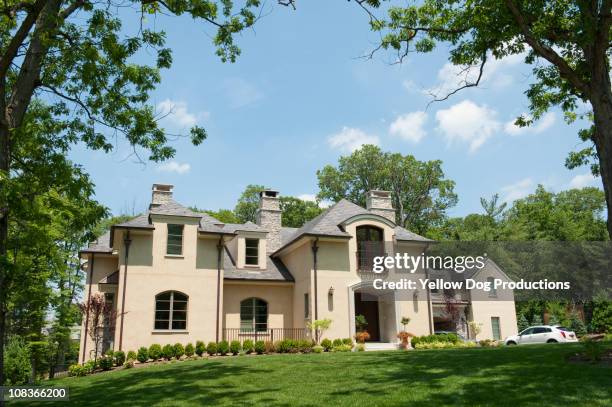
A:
[[114, 213, 153, 229], [149, 199, 201, 218], [81, 231, 113, 254], [394, 226, 433, 242], [223, 248, 294, 281]]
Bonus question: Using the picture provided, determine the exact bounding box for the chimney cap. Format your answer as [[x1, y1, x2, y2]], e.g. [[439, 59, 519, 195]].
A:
[[259, 189, 279, 198], [153, 183, 174, 192], [367, 190, 390, 198]]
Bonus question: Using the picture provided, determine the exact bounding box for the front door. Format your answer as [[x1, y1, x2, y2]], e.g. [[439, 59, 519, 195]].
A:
[[355, 292, 380, 342]]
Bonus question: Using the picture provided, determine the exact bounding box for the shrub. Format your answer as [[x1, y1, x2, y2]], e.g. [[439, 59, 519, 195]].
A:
[[321, 338, 333, 352], [83, 359, 97, 374], [333, 344, 352, 352], [277, 339, 299, 353], [185, 343, 195, 357], [218, 341, 230, 356], [148, 344, 162, 361], [254, 341, 266, 354], [99, 356, 113, 371], [124, 359, 135, 369], [298, 339, 313, 353], [478, 339, 497, 347], [105, 349, 114, 358], [113, 351, 126, 366], [591, 301, 612, 333], [342, 338, 354, 347], [206, 342, 217, 356], [412, 333, 459, 348], [173, 343, 185, 360], [570, 314, 587, 336], [582, 337, 605, 361], [127, 350, 137, 361], [264, 341, 275, 354], [137, 347, 149, 363], [195, 341, 205, 356], [242, 339, 254, 354], [355, 331, 370, 344], [332, 338, 343, 347], [3, 337, 31, 385], [230, 340, 241, 355], [68, 364, 88, 377], [356, 343, 365, 352], [313, 345, 324, 353], [162, 344, 175, 360]]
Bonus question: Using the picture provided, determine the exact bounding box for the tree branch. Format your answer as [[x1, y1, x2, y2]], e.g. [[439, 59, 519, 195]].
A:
[[504, 0, 591, 98]]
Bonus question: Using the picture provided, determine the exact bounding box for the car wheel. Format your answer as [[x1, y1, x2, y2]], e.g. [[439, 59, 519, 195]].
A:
[[546, 339, 558, 343], [506, 341, 517, 346]]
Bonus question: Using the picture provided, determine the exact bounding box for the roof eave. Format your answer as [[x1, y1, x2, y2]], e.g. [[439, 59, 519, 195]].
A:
[[271, 232, 351, 257]]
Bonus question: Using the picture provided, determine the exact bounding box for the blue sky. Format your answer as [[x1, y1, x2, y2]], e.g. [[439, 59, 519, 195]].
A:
[[70, 0, 599, 218]]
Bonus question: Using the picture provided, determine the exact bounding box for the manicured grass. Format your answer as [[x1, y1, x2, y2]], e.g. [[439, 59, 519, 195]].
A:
[[34, 344, 611, 406]]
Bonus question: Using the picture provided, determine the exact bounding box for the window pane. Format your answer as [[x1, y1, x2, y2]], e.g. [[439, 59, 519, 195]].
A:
[[491, 317, 501, 340], [173, 301, 187, 311], [157, 292, 171, 301], [245, 239, 258, 265], [167, 224, 183, 255], [172, 311, 187, 321], [154, 320, 169, 330], [168, 224, 183, 235], [167, 244, 182, 255], [155, 311, 170, 320], [173, 292, 188, 302], [172, 320, 186, 330], [246, 247, 258, 256]]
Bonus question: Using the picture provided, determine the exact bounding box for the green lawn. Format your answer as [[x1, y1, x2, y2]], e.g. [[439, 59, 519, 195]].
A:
[[33, 344, 611, 406]]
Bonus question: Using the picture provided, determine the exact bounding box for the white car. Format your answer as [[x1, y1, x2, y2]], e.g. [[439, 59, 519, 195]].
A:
[[505, 325, 578, 345]]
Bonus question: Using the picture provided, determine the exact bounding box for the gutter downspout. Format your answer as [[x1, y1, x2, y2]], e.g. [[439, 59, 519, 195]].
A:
[[118, 231, 131, 351], [215, 236, 223, 343], [81, 254, 95, 363], [312, 238, 319, 321]]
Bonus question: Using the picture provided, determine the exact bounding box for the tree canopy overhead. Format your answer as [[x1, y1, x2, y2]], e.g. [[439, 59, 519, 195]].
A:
[[353, 0, 612, 238]]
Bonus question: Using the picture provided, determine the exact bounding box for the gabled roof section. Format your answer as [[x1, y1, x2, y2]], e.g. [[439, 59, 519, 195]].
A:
[[223, 247, 294, 282], [149, 199, 202, 218], [394, 226, 433, 243], [81, 231, 113, 254]]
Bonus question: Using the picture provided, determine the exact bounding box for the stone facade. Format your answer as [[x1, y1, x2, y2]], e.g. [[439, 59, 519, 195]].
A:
[[151, 184, 174, 207], [256, 190, 282, 253], [365, 190, 396, 224]]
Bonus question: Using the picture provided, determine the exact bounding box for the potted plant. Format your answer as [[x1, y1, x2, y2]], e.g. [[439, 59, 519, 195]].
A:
[[397, 331, 414, 350], [355, 331, 371, 344]]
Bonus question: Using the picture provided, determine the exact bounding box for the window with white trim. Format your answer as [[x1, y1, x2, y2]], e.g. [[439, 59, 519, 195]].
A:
[[245, 238, 259, 266], [240, 298, 268, 332], [154, 291, 188, 330], [166, 224, 184, 255]]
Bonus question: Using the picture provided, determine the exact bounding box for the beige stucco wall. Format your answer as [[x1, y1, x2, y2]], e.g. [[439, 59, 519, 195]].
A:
[[223, 281, 293, 333], [110, 218, 222, 355]]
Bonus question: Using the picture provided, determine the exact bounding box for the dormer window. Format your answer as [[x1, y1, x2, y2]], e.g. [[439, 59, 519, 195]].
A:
[[167, 224, 184, 255], [245, 238, 259, 266]]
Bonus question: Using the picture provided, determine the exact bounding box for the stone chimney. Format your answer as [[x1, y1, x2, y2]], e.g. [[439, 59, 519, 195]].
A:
[[151, 184, 174, 207], [256, 190, 282, 253], [366, 190, 396, 224]]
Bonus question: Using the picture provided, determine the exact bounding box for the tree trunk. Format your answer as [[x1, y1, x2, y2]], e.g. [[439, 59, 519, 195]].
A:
[[590, 79, 612, 240]]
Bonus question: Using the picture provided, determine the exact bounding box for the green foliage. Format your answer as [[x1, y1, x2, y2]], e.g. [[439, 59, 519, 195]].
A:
[[332, 344, 352, 352], [113, 351, 126, 366], [83, 359, 97, 374], [307, 319, 332, 344], [203, 209, 240, 224], [195, 341, 205, 357], [355, 314, 368, 332], [532, 314, 543, 326], [185, 343, 195, 357], [230, 340, 241, 355], [149, 343, 162, 362], [217, 341, 229, 356], [400, 317, 411, 330], [234, 185, 267, 223], [127, 351, 137, 361], [98, 356, 113, 371], [411, 334, 459, 349], [569, 314, 587, 336], [123, 359, 135, 369], [173, 343, 185, 360], [591, 301, 612, 333], [356, 344, 366, 352], [68, 364, 88, 377], [242, 339, 254, 354], [276, 339, 299, 354], [206, 342, 218, 356], [317, 145, 457, 234], [342, 338, 353, 347], [321, 339, 333, 352], [137, 347, 149, 363], [161, 344, 175, 360], [3, 337, 32, 385], [332, 339, 343, 347], [297, 339, 314, 353], [517, 314, 530, 332], [581, 338, 605, 362], [254, 341, 266, 355], [313, 345, 324, 353]]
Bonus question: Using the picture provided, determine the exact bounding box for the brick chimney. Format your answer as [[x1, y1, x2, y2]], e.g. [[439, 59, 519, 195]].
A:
[[365, 190, 396, 224], [256, 190, 281, 253], [151, 184, 174, 207]]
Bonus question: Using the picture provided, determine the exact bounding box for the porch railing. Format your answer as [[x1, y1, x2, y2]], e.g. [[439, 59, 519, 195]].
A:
[[223, 328, 309, 343]]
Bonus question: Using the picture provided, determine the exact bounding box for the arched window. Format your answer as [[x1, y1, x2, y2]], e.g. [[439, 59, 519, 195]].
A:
[[155, 291, 188, 330], [240, 298, 268, 332], [356, 225, 384, 271]]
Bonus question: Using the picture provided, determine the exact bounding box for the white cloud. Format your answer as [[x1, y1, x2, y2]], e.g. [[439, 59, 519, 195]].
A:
[[297, 194, 317, 202], [157, 99, 207, 129], [501, 178, 534, 203], [435, 100, 500, 152], [156, 161, 191, 175], [569, 173, 599, 189], [389, 111, 428, 143], [327, 126, 380, 153], [504, 112, 556, 136], [223, 78, 263, 108], [427, 52, 526, 97]]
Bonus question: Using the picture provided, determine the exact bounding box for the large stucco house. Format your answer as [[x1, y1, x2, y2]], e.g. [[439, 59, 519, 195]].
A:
[[79, 184, 517, 361]]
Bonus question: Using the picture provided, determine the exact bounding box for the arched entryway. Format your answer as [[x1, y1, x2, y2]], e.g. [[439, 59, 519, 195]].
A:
[[349, 281, 399, 343]]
